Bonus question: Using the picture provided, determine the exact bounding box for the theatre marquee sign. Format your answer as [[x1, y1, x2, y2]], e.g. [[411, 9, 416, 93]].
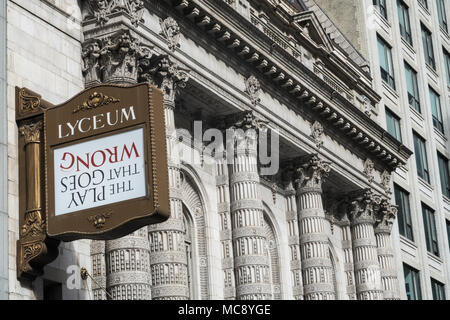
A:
[[46, 83, 169, 240], [15, 83, 169, 280]]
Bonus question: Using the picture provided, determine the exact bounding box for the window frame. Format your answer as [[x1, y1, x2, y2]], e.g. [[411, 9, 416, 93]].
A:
[[429, 87, 444, 133], [374, 0, 388, 19], [413, 132, 430, 183], [436, 0, 448, 32], [403, 264, 422, 300], [404, 62, 421, 112], [431, 278, 446, 300], [444, 48, 450, 87], [394, 185, 414, 241], [422, 204, 440, 257], [421, 24, 436, 70], [398, 0, 413, 45], [378, 36, 396, 89], [386, 108, 403, 142], [437, 152, 450, 198]]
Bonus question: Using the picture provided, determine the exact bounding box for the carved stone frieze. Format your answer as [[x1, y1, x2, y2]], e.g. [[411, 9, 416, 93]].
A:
[[310, 121, 324, 150], [84, 0, 145, 26], [160, 17, 181, 52], [363, 159, 374, 184], [245, 75, 261, 106]]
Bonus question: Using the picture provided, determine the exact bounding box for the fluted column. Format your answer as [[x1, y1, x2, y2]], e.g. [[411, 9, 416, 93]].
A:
[[375, 200, 400, 300], [295, 154, 335, 300], [216, 152, 237, 299], [229, 112, 272, 300], [146, 56, 190, 300], [348, 190, 384, 300], [285, 178, 304, 299]]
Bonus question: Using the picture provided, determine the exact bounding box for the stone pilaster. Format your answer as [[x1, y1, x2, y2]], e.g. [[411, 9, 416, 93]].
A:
[[375, 200, 400, 300], [348, 189, 384, 300], [295, 154, 335, 300], [340, 221, 357, 300], [228, 111, 272, 300], [283, 170, 304, 300], [145, 56, 190, 300], [216, 152, 236, 299]]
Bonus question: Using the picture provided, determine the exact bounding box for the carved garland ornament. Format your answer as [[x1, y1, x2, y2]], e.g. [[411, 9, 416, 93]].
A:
[[160, 17, 181, 52], [363, 158, 374, 184], [310, 120, 324, 149], [86, 0, 145, 27], [245, 75, 261, 106]]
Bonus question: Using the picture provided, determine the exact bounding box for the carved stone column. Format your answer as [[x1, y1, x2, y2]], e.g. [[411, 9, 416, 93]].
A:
[[283, 170, 304, 300], [91, 240, 107, 300], [81, 24, 152, 299], [228, 111, 272, 300], [216, 151, 237, 299], [145, 56, 190, 300], [375, 200, 400, 300], [295, 154, 335, 300], [340, 221, 357, 300], [348, 190, 384, 300]]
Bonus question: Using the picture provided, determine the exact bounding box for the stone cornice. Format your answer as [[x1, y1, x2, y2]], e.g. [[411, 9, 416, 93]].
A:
[[157, 0, 412, 172]]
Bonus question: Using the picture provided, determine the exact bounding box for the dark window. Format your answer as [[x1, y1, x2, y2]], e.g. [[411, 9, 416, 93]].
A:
[[43, 280, 62, 300], [404, 62, 421, 112], [437, 152, 450, 198], [422, 25, 436, 69], [436, 0, 448, 32], [413, 132, 430, 183], [374, 0, 388, 18], [431, 278, 446, 300], [418, 0, 429, 10], [444, 49, 450, 86], [429, 87, 444, 133], [398, 0, 413, 45], [378, 36, 396, 89], [394, 185, 414, 241], [386, 108, 403, 142], [446, 220, 450, 253], [404, 264, 422, 300], [422, 204, 439, 257]]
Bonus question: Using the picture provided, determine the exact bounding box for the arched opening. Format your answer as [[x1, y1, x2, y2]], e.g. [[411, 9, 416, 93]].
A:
[[263, 212, 282, 300]]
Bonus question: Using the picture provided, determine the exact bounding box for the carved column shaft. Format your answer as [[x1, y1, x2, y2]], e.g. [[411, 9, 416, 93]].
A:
[[229, 123, 272, 300], [375, 204, 400, 300], [349, 191, 384, 300], [91, 240, 107, 300], [296, 155, 335, 300], [148, 59, 189, 300], [285, 184, 304, 300], [216, 154, 236, 299], [341, 224, 356, 300]]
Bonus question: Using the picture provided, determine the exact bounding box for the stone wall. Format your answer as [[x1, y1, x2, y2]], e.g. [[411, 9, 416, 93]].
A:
[[6, 0, 91, 300]]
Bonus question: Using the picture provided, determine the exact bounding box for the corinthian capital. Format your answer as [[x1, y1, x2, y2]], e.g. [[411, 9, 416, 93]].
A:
[[375, 200, 397, 234], [295, 154, 331, 193], [82, 39, 102, 87], [20, 122, 42, 145], [84, 0, 145, 26], [348, 189, 381, 225], [99, 30, 152, 84], [142, 55, 190, 104]]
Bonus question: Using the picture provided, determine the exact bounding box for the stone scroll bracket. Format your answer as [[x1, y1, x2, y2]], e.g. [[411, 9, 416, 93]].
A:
[[15, 88, 60, 282]]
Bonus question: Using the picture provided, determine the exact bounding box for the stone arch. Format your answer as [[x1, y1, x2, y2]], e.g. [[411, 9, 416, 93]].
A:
[[262, 202, 283, 300], [179, 168, 209, 300]]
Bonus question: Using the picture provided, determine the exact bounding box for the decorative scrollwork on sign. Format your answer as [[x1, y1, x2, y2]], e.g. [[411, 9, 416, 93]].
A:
[[18, 88, 41, 116], [73, 92, 120, 113], [87, 211, 113, 229], [160, 17, 181, 52], [21, 210, 46, 238]]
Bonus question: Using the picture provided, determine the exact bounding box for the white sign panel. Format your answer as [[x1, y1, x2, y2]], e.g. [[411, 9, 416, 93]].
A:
[[53, 128, 146, 216]]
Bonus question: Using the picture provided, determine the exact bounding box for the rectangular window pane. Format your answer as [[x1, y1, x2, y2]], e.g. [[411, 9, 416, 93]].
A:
[[386, 109, 403, 142], [404, 62, 421, 112], [378, 36, 396, 89], [404, 264, 422, 300], [413, 133, 430, 183], [444, 49, 450, 87], [437, 153, 450, 198], [394, 185, 414, 240], [429, 87, 444, 133], [431, 278, 446, 300], [447, 220, 450, 253], [374, 0, 388, 18], [398, 0, 413, 45], [422, 204, 439, 257], [436, 0, 448, 32], [422, 25, 436, 69]]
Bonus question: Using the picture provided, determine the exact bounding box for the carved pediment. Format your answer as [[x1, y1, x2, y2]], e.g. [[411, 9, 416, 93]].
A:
[[292, 11, 335, 53]]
